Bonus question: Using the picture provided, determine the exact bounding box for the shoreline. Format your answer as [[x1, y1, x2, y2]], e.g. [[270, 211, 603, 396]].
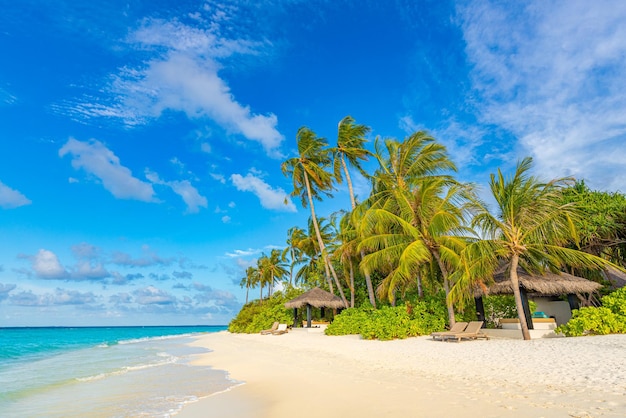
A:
[[179, 330, 626, 417]]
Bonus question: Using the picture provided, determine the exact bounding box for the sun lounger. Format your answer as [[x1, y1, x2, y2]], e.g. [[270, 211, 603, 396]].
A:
[[271, 323, 289, 335], [442, 321, 489, 342], [431, 322, 468, 341], [260, 321, 279, 335]]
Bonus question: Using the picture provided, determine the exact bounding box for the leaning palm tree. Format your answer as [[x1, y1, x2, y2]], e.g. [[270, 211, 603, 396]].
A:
[[282, 127, 348, 306], [332, 116, 377, 307], [453, 157, 614, 340]]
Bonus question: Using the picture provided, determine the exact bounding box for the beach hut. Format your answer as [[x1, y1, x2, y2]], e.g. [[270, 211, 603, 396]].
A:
[[474, 267, 602, 330], [284, 287, 347, 328]]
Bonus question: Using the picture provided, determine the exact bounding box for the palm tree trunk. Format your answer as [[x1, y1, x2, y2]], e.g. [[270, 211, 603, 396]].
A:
[[342, 155, 377, 308], [245, 284, 249, 304], [303, 170, 348, 307], [259, 283, 263, 304], [510, 254, 531, 340], [416, 273, 423, 299], [432, 249, 456, 326], [349, 261, 355, 308]]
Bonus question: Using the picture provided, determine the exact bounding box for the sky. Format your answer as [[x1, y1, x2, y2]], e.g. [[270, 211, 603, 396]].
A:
[[1, 0, 626, 326]]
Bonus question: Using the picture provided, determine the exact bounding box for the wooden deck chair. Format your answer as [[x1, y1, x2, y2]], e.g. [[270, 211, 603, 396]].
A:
[[260, 321, 279, 335], [431, 322, 468, 341], [443, 321, 489, 342], [271, 323, 289, 335]]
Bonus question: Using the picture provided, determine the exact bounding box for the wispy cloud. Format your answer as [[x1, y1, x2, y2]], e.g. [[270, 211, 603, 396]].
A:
[[0, 180, 31, 209], [67, 13, 284, 155], [9, 288, 98, 306], [111, 246, 175, 268], [459, 0, 626, 191], [59, 138, 156, 201], [231, 173, 297, 212], [145, 170, 207, 213], [0, 283, 16, 301]]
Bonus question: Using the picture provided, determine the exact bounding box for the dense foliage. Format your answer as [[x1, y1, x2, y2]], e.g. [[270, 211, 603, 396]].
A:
[[325, 298, 446, 340], [232, 117, 626, 341], [228, 290, 301, 333], [482, 295, 536, 329], [556, 288, 626, 336]]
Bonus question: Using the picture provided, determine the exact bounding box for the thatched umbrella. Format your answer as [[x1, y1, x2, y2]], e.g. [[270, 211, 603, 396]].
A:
[[474, 267, 602, 330], [284, 287, 347, 327]]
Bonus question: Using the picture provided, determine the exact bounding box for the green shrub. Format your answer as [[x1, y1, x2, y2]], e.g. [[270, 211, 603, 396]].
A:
[[325, 301, 445, 340], [556, 288, 626, 336], [228, 291, 297, 333]]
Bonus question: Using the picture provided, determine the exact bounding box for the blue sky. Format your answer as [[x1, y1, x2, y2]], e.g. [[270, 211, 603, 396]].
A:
[[1, 0, 626, 326]]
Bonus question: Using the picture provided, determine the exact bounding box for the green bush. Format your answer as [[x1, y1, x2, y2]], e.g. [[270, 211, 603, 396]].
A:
[[228, 291, 297, 333], [556, 288, 626, 336], [325, 301, 445, 341]]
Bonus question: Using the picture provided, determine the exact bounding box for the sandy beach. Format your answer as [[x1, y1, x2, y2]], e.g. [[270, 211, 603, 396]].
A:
[[179, 330, 626, 418]]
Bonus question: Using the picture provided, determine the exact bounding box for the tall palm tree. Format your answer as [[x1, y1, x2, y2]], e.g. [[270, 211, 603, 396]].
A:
[[282, 127, 348, 306], [332, 115, 372, 209], [454, 157, 613, 340], [360, 176, 473, 325], [332, 116, 377, 307]]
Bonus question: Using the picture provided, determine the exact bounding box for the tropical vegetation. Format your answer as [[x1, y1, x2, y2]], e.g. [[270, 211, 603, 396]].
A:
[[230, 115, 626, 340]]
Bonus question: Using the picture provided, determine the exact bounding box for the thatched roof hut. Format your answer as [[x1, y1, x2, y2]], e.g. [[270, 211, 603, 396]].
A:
[[284, 287, 346, 309], [475, 268, 602, 297]]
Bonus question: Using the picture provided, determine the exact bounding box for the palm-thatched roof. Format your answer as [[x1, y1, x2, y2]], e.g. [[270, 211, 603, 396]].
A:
[[284, 287, 347, 309], [475, 267, 602, 297]]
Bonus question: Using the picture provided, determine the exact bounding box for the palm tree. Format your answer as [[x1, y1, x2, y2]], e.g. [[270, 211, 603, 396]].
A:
[[283, 226, 306, 286], [239, 266, 258, 305], [454, 157, 613, 340], [264, 249, 289, 295], [359, 176, 473, 325], [282, 127, 348, 306], [358, 133, 462, 317], [332, 116, 377, 307]]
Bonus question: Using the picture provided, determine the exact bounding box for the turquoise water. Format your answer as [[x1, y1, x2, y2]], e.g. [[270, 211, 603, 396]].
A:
[[0, 326, 234, 417]]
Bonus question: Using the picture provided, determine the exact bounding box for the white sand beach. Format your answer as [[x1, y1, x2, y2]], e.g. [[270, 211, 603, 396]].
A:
[[179, 330, 626, 418]]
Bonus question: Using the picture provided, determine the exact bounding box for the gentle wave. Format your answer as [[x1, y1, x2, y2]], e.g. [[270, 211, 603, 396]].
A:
[[75, 353, 179, 382]]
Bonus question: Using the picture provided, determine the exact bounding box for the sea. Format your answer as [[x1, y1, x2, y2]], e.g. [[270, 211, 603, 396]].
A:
[[0, 326, 237, 417]]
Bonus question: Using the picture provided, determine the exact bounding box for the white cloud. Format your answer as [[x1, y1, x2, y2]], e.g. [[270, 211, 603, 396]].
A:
[[0, 180, 31, 209], [459, 0, 626, 191], [221, 215, 231, 223], [59, 138, 156, 201], [72, 17, 284, 155], [32, 249, 69, 280], [145, 170, 207, 213], [133, 286, 176, 305], [231, 173, 297, 212]]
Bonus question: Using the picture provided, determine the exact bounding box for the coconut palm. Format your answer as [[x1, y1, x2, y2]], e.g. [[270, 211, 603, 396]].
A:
[[264, 249, 289, 295], [360, 176, 473, 324], [283, 226, 307, 286], [239, 266, 258, 305], [282, 127, 348, 306], [332, 116, 377, 307], [453, 157, 613, 340]]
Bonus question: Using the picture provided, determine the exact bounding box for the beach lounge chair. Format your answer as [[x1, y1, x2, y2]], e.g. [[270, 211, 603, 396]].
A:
[[431, 322, 468, 341], [271, 324, 289, 335], [260, 322, 279, 335], [442, 321, 489, 342]]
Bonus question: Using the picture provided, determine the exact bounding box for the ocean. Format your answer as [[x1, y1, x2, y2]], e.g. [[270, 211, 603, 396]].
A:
[[0, 326, 236, 417]]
